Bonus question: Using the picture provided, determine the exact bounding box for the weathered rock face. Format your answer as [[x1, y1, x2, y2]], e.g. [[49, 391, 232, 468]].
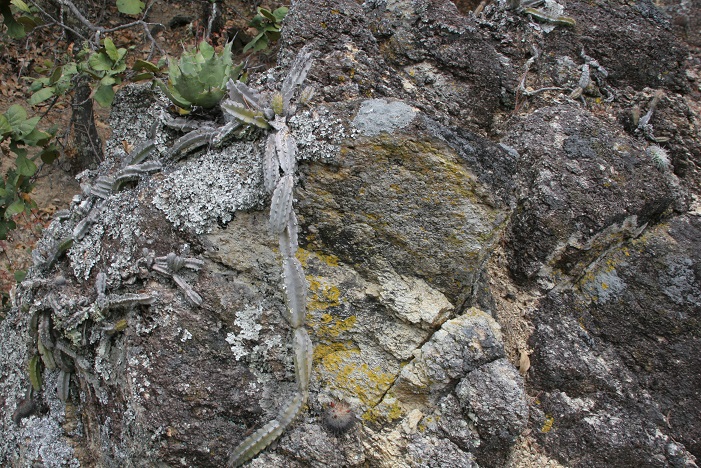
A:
[[1, 0, 700, 467], [529, 214, 701, 466], [503, 105, 687, 286]]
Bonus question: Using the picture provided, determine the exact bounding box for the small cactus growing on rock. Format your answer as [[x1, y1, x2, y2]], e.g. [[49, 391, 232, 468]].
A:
[[646, 145, 670, 170], [157, 41, 244, 110]]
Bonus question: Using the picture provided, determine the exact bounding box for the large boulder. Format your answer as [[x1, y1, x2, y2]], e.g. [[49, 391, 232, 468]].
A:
[[1, 0, 700, 466]]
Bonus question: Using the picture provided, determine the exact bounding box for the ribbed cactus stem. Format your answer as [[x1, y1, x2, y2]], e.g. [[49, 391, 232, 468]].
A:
[[229, 392, 307, 467], [227, 46, 315, 465]]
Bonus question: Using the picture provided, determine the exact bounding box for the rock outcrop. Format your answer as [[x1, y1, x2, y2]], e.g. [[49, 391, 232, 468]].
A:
[[1, 0, 699, 467]]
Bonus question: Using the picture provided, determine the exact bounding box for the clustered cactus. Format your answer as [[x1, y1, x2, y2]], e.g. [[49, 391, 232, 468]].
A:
[[646, 145, 670, 170], [22, 43, 316, 464], [157, 41, 244, 110], [22, 138, 163, 409], [155, 47, 316, 466]]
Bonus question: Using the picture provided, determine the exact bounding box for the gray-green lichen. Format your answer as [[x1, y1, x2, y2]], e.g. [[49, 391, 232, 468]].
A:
[[153, 141, 266, 234], [68, 194, 145, 281], [0, 313, 79, 467], [288, 106, 350, 163]]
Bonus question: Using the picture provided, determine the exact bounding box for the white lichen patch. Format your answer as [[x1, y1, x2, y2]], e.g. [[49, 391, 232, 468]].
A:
[[153, 142, 266, 234], [226, 304, 264, 360], [0, 317, 80, 467], [68, 194, 144, 282], [180, 328, 193, 342], [289, 106, 347, 163]]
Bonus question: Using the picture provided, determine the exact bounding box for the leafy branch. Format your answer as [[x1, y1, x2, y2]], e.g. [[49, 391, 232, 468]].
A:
[[0, 104, 59, 239]]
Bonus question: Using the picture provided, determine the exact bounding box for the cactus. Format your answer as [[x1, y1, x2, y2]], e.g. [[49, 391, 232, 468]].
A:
[[224, 47, 314, 467], [157, 41, 244, 110]]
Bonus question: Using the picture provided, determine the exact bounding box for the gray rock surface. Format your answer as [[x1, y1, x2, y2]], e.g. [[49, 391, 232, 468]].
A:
[[1, 0, 700, 466], [529, 214, 701, 467]]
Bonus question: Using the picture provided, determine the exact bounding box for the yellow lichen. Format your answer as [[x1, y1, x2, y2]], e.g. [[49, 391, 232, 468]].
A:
[[320, 349, 396, 406], [312, 341, 355, 363], [307, 279, 341, 311], [296, 247, 339, 268], [312, 313, 356, 339], [541, 415, 555, 433], [361, 397, 405, 424], [386, 400, 403, 421]]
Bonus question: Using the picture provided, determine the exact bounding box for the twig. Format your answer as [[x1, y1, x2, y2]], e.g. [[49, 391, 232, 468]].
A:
[[31, 0, 164, 55], [28, 0, 88, 42]]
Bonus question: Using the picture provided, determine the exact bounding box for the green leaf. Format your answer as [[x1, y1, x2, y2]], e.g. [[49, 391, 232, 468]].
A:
[[192, 88, 226, 108], [116, 47, 128, 63], [16, 14, 39, 32], [0, 115, 11, 137], [63, 62, 78, 76], [258, 7, 277, 22], [116, 0, 145, 15], [14, 269, 26, 282], [243, 32, 266, 53], [5, 199, 25, 218], [27, 78, 46, 92], [25, 196, 37, 211], [272, 7, 288, 22], [111, 59, 127, 74], [1, 2, 25, 38], [28, 354, 42, 391], [16, 116, 40, 138], [16, 154, 37, 177], [100, 75, 117, 86], [22, 128, 51, 146], [11, 0, 31, 13], [5, 104, 27, 130], [104, 38, 119, 62], [49, 66, 63, 85], [266, 29, 281, 42], [154, 79, 192, 110], [198, 40, 215, 60], [28, 87, 56, 106], [93, 84, 115, 107], [253, 35, 270, 52], [132, 72, 154, 81], [8, 142, 26, 159], [39, 145, 59, 164], [88, 52, 113, 71], [133, 58, 157, 71], [0, 219, 16, 238], [221, 102, 270, 129]]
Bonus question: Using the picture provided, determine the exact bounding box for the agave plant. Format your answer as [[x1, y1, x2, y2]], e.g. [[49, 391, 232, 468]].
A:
[[157, 41, 244, 110]]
